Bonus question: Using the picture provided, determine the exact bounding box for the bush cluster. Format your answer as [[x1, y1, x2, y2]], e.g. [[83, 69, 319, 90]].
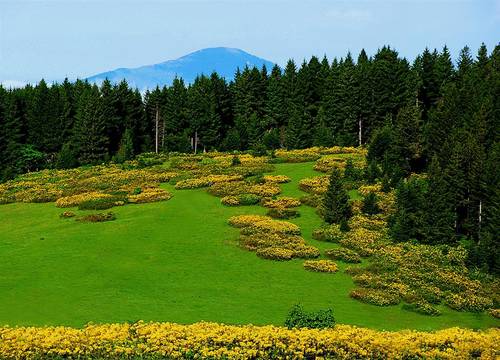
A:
[[284, 304, 335, 329]]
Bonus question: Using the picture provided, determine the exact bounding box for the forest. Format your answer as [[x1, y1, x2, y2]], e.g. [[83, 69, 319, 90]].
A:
[[0, 43, 498, 274]]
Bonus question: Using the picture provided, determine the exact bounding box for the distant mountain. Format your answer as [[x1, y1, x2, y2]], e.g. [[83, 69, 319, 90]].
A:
[[86, 47, 275, 89]]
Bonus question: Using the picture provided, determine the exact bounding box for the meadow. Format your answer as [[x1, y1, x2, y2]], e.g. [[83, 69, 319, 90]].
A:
[[0, 149, 497, 334]]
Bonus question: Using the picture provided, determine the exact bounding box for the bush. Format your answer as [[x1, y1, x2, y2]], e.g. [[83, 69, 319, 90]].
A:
[[77, 212, 116, 223], [238, 193, 261, 205], [300, 194, 323, 207], [266, 208, 299, 219], [402, 301, 441, 316], [349, 288, 400, 306], [59, 211, 76, 218], [256, 247, 294, 260], [284, 304, 335, 329], [78, 195, 126, 210], [325, 248, 361, 263], [312, 225, 343, 242], [303, 260, 338, 273]]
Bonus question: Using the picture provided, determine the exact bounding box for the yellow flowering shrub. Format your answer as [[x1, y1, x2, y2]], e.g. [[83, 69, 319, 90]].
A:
[[0, 322, 497, 359], [262, 175, 291, 183], [231, 215, 319, 260], [220, 195, 240, 206], [174, 174, 243, 189], [256, 247, 294, 260], [0, 165, 178, 207], [55, 192, 113, 208], [339, 227, 387, 256], [313, 155, 366, 173], [303, 259, 338, 273], [274, 148, 321, 162], [128, 188, 172, 204], [228, 215, 272, 228], [489, 309, 500, 318], [325, 248, 361, 263], [261, 197, 301, 208], [320, 146, 367, 155], [350, 288, 401, 306], [298, 176, 329, 194]]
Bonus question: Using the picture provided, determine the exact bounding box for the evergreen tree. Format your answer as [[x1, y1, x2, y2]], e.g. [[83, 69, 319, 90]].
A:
[[362, 192, 380, 215], [323, 168, 352, 224], [73, 86, 108, 164]]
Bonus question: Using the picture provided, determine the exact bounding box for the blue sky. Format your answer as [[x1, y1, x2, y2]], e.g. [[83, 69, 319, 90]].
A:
[[0, 0, 498, 85]]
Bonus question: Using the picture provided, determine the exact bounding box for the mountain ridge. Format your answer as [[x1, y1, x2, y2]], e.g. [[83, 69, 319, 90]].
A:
[[87, 47, 275, 89]]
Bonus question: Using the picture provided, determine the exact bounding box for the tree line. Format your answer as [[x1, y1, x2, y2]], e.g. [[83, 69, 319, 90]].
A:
[[0, 43, 498, 272]]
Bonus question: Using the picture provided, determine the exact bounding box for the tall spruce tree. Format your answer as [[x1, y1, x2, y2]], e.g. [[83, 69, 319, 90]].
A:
[[323, 168, 352, 225]]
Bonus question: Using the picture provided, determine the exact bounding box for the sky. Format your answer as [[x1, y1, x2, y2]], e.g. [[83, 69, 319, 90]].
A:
[[0, 0, 498, 85]]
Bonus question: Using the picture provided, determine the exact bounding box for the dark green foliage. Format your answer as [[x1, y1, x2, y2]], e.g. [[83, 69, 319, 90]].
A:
[[284, 304, 335, 329], [237, 194, 261, 205], [365, 160, 380, 184], [343, 159, 362, 183], [323, 168, 352, 224], [77, 196, 126, 211], [113, 128, 135, 164], [56, 143, 79, 169], [362, 192, 380, 215], [390, 178, 427, 242]]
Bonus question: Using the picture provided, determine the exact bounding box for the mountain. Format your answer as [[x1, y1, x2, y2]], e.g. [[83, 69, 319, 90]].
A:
[[86, 47, 275, 89]]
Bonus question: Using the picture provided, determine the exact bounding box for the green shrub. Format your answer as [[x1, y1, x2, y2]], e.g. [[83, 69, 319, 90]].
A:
[[312, 225, 343, 242], [267, 208, 299, 219], [238, 194, 261, 205], [300, 194, 323, 207], [325, 248, 361, 263], [284, 304, 335, 329], [402, 301, 441, 316], [77, 212, 116, 223], [78, 196, 126, 210]]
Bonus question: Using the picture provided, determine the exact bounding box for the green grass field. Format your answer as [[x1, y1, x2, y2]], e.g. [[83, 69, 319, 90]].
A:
[[0, 162, 497, 330]]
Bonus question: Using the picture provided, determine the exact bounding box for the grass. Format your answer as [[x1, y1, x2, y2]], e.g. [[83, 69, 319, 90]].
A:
[[0, 162, 497, 331]]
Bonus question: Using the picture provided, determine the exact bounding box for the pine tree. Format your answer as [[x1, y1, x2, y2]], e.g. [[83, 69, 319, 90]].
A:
[[323, 168, 352, 224], [423, 157, 456, 245], [114, 128, 134, 163], [73, 86, 108, 164], [362, 192, 380, 215], [389, 177, 426, 242]]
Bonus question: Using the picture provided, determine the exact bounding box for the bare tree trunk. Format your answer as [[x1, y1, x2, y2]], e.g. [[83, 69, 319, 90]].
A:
[[194, 130, 198, 154], [358, 118, 362, 147], [478, 200, 482, 243]]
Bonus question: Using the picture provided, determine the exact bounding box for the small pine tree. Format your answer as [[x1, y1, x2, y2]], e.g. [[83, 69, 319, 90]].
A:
[[323, 168, 352, 224], [362, 192, 380, 215], [365, 160, 380, 184], [114, 128, 134, 164], [343, 159, 359, 182]]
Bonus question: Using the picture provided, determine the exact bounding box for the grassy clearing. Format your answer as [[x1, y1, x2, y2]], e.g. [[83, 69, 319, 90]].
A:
[[0, 162, 497, 330]]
